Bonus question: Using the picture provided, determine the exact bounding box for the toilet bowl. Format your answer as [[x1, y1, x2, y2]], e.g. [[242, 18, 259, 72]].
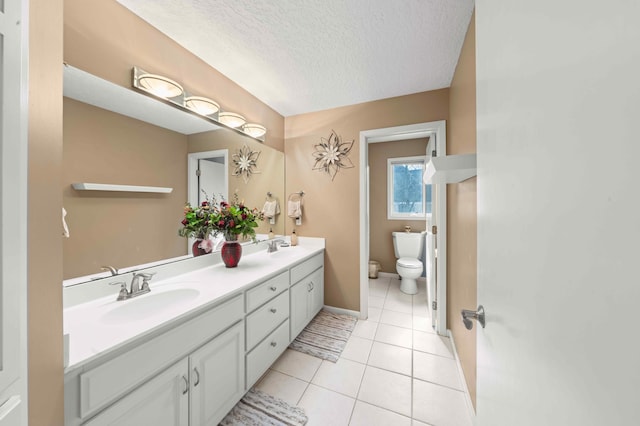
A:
[[392, 232, 425, 295]]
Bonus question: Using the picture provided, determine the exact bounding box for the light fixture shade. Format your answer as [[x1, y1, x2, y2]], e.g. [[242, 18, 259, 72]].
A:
[[218, 111, 246, 128], [137, 73, 184, 98], [184, 96, 220, 116], [242, 123, 267, 138]]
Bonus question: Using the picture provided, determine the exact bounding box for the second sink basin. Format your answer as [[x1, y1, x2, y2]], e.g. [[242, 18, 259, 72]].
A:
[[100, 288, 201, 324]]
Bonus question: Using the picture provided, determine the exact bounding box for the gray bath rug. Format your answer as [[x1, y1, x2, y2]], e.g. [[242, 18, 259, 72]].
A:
[[219, 388, 308, 426], [289, 309, 358, 362]]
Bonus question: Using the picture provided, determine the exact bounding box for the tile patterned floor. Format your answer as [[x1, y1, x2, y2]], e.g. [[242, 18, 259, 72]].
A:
[[255, 275, 474, 426]]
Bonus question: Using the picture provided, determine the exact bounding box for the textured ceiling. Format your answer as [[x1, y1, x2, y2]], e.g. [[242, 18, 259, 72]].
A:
[[116, 0, 474, 117]]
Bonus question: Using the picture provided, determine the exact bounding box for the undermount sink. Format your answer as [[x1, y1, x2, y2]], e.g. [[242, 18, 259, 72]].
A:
[[100, 288, 200, 324]]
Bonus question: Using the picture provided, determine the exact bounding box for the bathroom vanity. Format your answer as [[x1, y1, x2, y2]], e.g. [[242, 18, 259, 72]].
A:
[[63, 238, 324, 426]]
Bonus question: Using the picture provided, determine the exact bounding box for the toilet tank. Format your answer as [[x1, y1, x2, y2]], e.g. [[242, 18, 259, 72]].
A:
[[392, 232, 424, 258]]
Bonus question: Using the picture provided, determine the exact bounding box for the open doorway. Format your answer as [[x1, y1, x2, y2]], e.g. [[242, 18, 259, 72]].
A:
[[187, 149, 229, 206], [359, 121, 448, 335]]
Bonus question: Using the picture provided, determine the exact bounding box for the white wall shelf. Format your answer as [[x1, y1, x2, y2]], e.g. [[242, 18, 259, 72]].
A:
[[423, 153, 477, 184], [71, 183, 173, 193]]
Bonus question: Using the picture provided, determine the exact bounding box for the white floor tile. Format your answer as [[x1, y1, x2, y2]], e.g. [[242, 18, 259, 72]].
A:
[[413, 331, 454, 358], [254, 369, 308, 406], [271, 349, 322, 382], [413, 379, 472, 426], [299, 384, 356, 426], [380, 309, 413, 329], [413, 351, 462, 390], [374, 323, 413, 349], [412, 316, 434, 333], [369, 295, 385, 309], [368, 307, 383, 322], [352, 320, 379, 340], [367, 342, 412, 376], [349, 400, 412, 426], [357, 366, 412, 417], [311, 358, 366, 398], [341, 336, 373, 364], [383, 292, 414, 314], [369, 279, 390, 298]]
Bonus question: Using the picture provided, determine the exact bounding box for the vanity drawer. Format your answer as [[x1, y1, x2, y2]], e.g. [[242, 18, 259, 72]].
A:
[[246, 290, 289, 350], [79, 294, 243, 419], [245, 271, 289, 312], [290, 252, 323, 284], [246, 319, 290, 388]]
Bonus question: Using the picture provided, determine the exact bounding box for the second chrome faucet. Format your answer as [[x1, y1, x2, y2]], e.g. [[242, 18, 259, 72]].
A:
[[110, 272, 156, 301]]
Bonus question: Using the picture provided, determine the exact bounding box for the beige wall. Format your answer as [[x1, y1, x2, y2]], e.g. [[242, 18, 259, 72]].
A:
[[285, 90, 449, 311], [63, 0, 285, 152], [63, 98, 188, 279], [447, 12, 477, 407], [369, 139, 429, 273], [29, 0, 64, 424], [188, 130, 286, 236]]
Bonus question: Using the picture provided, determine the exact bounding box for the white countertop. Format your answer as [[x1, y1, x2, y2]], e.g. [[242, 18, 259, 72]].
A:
[[63, 238, 325, 374]]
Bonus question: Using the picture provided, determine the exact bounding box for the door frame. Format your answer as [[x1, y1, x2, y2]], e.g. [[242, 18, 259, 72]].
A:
[[187, 149, 229, 206], [359, 121, 447, 334]]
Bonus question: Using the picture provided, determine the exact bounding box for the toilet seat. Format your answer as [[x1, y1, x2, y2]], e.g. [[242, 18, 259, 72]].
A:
[[397, 257, 422, 269]]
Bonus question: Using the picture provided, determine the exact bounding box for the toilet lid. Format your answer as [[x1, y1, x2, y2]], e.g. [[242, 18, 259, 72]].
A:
[[397, 257, 422, 268]]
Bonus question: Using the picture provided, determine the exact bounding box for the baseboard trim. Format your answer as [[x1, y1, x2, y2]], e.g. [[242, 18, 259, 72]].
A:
[[375, 272, 398, 279], [323, 305, 361, 319], [447, 329, 476, 423]]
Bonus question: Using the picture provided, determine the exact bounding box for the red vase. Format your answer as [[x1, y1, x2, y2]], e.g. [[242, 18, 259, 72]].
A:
[[192, 240, 208, 257], [221, 240, 242, 268]]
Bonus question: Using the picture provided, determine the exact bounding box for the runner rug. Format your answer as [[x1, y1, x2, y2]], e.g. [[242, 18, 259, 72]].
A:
[[219, 388, 308, 426], [289, 309, 358, 362]]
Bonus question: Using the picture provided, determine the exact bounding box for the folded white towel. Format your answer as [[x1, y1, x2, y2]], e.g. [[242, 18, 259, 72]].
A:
[[262, 200, 280, 218], [288, 200, 302, 218]]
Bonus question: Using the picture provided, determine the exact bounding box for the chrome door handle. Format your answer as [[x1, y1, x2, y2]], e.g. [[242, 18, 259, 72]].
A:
[[270, 308, 277, 313], [461, 305, 486, 330], [269, 286, 277, 291], [270, 341, 277, 347]]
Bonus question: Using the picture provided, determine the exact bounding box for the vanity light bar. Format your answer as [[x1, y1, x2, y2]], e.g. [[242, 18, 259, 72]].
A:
[[132, 66, 267, 142], [184, 96, 220, 116]]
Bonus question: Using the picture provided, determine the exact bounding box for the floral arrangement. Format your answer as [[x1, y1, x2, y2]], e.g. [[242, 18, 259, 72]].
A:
[[179, 193, 263, 250]]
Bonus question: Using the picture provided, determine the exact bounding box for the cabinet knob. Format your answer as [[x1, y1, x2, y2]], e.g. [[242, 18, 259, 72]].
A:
[[270, 308, 277, 313], [270, 341, 277, 347], [269, 286, 277, 291]]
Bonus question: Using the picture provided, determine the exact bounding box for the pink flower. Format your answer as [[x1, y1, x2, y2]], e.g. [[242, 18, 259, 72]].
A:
[[181, 219, 188, 226], [229, 220, 235, 228], [218, 220, 225, 227], [198, 239, 214, 253]]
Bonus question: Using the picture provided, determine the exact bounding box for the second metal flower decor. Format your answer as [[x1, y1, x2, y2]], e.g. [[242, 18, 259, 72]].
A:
[[232, 144, 261, 183], [312, 130, 354, 181]]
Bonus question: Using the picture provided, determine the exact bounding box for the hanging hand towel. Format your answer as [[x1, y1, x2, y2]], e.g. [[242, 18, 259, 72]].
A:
[[288, 200, 302, 218], [262, 200, 280, 218], [62, 207, 70, 238]]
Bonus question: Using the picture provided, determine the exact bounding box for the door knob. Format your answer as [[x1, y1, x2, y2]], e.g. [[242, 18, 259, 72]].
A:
[[461, 305, 486, 330]]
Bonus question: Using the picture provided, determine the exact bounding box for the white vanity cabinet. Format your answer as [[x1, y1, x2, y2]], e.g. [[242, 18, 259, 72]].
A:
[[290, 253, 324, 339], [64, 244, 325, 426], [82, 322, 244, 426]]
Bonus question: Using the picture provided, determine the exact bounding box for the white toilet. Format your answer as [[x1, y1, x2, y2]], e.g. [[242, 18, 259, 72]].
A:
[[392, 231, 425, 295]]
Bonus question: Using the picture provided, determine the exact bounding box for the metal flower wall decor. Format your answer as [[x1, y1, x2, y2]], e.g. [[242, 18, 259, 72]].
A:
[[232, 144, 261, 183], [312, 130, 354, 181]]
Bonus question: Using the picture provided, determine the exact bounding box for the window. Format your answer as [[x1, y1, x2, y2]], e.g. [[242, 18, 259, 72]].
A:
[[387, 156, 432, 220]]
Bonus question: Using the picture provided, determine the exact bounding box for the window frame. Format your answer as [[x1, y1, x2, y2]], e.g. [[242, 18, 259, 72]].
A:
[[387, 155, 430, 220]]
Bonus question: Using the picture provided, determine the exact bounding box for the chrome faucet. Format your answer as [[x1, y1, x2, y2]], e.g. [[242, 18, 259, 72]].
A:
[[110, 272, 155, 301], [101, 265, 119, 276], [266, 238, 285, 253]]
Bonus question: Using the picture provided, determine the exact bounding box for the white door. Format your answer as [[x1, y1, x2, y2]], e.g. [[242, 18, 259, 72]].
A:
[[0, 0, 28, 423], [476, 1, 640, 424]]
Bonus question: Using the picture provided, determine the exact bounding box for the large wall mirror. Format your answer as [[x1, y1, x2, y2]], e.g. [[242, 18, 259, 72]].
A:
[[62, 66, 285, 282]]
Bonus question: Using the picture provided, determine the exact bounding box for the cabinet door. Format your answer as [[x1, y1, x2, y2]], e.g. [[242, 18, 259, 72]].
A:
[[309, 267, 324, 318], [190, 321, 244, 426], [290, 279, 310, 340], [83, 359, 189, 426]]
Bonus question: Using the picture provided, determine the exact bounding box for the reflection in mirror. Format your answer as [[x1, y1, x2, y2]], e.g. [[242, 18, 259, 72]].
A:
[[63, 66, 284, 283]]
